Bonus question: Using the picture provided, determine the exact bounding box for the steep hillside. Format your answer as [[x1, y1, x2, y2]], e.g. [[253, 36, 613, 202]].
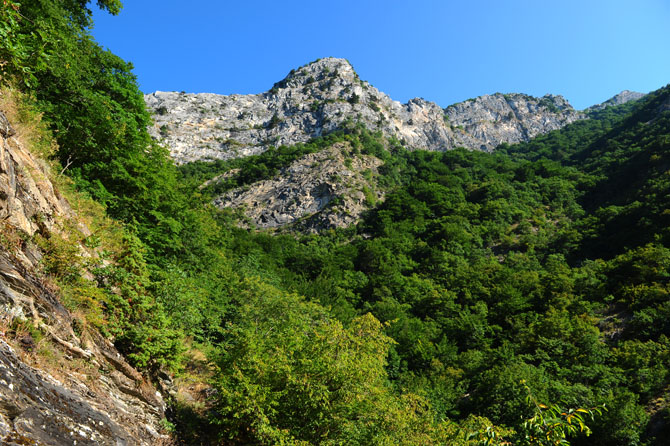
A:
[[0, 107, 167, 445], [209, 85, 670, 445], [146, 58, 584, 163], [513, 85, 670, 259]]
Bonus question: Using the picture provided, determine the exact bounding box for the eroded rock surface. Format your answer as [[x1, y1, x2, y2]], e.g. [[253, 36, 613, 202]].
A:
[[214, 143, 383, 231], [444, 93, 580, 150], [146, 58, 585, 163], [587, 90, 646, 112], [0, 138, 72, 248], [0, 110, 166, 446]]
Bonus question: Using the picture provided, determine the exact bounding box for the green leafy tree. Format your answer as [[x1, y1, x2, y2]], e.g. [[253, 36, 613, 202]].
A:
[[210, 278, 489, 445], [520, 401, 604, 446]]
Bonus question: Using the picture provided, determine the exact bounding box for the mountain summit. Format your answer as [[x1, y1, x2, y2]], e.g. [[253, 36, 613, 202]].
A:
[[145, 58, 585, 163], [587, 90, 646, 112]]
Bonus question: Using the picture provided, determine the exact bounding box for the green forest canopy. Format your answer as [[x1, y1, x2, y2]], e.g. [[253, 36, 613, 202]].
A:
[[3, 1, 670, 444]]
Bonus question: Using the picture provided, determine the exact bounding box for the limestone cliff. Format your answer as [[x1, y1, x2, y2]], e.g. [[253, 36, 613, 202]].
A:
[[444, 93, 580, 150], [146, 58, 585, 164], [213, 142, 383, 232], [0, 110, 167, 446], [586, 90, 646, 112]]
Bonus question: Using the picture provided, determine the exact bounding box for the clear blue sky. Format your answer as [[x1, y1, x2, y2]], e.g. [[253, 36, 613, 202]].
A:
[[92, 0, 670, 110]]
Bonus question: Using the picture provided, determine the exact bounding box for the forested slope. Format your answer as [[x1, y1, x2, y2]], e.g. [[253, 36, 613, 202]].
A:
[[2, 1, 670, 445], [198, 88, 670, 445]]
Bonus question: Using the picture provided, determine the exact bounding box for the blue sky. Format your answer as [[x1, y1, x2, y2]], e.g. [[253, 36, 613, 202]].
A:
[[92, 0, 670, 110]]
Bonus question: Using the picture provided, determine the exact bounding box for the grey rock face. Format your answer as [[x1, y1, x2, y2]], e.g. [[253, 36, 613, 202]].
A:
[[587, 90, 646, 112], [445, 93, 581, 150], [0, 111, 166, 446], [0, 112, 70, 238], [0, 340, 148, 446], [146, 58, 585, 164], [214, 142, 383, 231], [0, 112, 15, 138]]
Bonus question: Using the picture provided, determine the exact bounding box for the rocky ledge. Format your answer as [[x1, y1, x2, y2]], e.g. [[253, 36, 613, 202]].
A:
[[586, 90, 646, 112]]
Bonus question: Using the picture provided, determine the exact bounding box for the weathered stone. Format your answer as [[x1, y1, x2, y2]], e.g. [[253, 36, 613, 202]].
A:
[[0, 109, 166, 446], [214, 142, 383, 231], [0, 126, 69, 237], [444, 93, 581, 149], [0, 112, 15, 138], [145, 58, 585, 164], [587, 90, 646, 112], [0, 340, 132, 446]]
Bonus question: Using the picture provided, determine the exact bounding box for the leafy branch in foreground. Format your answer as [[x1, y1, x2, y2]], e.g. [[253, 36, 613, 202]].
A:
[[518, 381, 605, 446]]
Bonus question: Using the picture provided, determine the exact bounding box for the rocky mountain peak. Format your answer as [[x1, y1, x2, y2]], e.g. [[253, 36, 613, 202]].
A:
[[587, 90, 646, 111], [270, 57, 358, 93], [607, 90, 646, 105], [146, 59, 585, 164]]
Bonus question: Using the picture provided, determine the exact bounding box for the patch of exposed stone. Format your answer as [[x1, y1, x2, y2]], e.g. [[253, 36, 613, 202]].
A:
[[213, 142, 382, 232], [586, 90, 646, 112]]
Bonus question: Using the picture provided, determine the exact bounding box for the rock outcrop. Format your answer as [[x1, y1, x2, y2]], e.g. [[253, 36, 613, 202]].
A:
[[214, 142, 382, 231], [0, 110, 166, 446], [146, 58, 585, 164], [587, 90, 646, 112], [444, 93, 580, 150]]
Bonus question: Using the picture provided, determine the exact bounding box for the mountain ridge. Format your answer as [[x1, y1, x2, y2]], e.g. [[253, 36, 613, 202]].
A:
[[146, 58, 589, 164], [587, 89, 646, 112], [158, 59, 648, 232]]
